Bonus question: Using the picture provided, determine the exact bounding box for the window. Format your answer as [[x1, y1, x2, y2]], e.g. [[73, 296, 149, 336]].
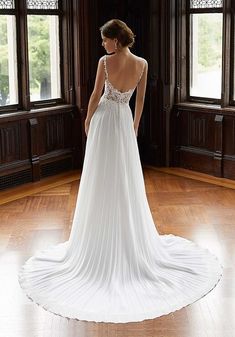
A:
[[0, 1, 18, 107], [188, 0, 223, 102], [0, 0, 71, 113], [177, 0, 235, 106], [0, 14, 18, 106], [233, 1, 235, 102], [190, 13, 223, 99], [27, 15, 61, 101]]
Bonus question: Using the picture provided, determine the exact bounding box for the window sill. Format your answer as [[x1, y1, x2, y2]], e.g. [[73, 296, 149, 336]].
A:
[[0, 104, 75, 121], [175, 102, 235, 115]]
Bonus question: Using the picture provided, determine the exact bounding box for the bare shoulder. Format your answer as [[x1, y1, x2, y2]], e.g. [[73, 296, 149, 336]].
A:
[[96, 56, 106, 72], [137, 56, 148, 67], [98, 55, 106, 63], [130, 53, 148, 67]]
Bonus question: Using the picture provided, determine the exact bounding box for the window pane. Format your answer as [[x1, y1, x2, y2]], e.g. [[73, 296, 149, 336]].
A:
[[0, 15, 18, 106], [0, 0, 15, 9], [27, 15, 61, 101], [27, 0, 58, 10], [190, 0, 223, 9], [190, 13, 223, 99]]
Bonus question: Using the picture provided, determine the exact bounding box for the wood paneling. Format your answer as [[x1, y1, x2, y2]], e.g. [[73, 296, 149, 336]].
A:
[[0, 106, 76, 189], [173, 105, 235, 179], [0, 123, 21, 162], [214, 114, 223, 177]]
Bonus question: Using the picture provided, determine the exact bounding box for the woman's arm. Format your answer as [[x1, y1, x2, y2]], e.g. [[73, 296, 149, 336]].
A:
[[85, 57, 105, 136], [134, 60, 148, 137]]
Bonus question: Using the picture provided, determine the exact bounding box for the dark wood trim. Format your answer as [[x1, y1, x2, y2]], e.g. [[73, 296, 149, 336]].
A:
[[161, 0, 176, 166], [230, 0, 235, 105], [0, 104, 74, 122], [175, 101, 235, 115], [175, 0, 187, 103], [17, 0, 30, 110], [26, 9, 62, 15], [28, 118, 40, 181], [189, 97, 221, 105], [30, 98, 64, 108], [164, 0, 171, 86], [60, 0, 74, 106], [0, 9, 15, 15], [186, 0, 190, 101], [189, 8, 223, 14], [73, 0, 90, 111], [221, 0, 231, 107], [214, 114, 224, 176]]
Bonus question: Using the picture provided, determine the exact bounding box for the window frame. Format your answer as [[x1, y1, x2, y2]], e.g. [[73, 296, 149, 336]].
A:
[[230, 0, 235, 105], [176, 0, 235, 109], [0, 0, 73, 114], [27, 7, 64, 108], [0, 4, 20, 112], [186, 1, 224, 104]]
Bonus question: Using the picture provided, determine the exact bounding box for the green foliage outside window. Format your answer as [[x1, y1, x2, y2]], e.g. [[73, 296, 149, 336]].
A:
[[28, 15, 51, 99], [0, 16, 10, 105], [197, 14, 222, 72]]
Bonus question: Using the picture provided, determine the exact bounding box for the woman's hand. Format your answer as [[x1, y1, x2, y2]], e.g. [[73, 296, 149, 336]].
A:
[[133, 122, 139, 137], [85, 118, 90, 136]]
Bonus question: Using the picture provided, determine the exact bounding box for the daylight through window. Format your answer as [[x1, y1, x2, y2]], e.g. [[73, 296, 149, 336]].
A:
[[0, 15, 18, 106], [189, 13, 223, 99], [27, 15, 61, 102]]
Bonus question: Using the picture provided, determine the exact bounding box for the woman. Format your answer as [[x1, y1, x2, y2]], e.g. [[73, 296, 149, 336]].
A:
[[84, 20, 147, 138], [18, 19, 223, 323]]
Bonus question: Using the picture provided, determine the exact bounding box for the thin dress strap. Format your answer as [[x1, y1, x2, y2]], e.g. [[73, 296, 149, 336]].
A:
[[103, 55, 146, 85], [137, 59, 146, 84], [103, 55, 108, 79]]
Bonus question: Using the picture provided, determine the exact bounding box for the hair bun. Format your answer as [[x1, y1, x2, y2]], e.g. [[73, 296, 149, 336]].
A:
[[100, 19, 135, 48]]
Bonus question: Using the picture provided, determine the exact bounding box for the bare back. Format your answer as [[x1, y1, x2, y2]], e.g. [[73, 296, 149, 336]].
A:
[[104, 53, 146, 93]]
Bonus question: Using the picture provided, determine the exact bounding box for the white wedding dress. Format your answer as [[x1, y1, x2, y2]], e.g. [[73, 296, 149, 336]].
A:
[[18, 55, 223, 323]]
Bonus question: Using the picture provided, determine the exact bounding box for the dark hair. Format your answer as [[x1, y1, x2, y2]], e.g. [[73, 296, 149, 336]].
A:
[[100, 19, 135, 48]]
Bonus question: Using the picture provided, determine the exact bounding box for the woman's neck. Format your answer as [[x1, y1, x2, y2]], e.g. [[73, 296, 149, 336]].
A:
[[115, 47, 131, 56]]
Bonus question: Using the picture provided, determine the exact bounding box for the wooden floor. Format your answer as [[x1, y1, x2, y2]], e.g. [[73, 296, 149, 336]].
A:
[[0, 167, 234, 337]]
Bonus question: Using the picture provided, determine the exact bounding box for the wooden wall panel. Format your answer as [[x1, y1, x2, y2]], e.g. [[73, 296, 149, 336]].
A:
[[174, 106, 235, 179], [29, 118, 40, 181], [223, 117, 235, 179], [174, 108, 215, 175], [188, 112, 214, 150], [0, 107, 76, 189], [0, 123, 21, 162], [223, 118, 235, 155]]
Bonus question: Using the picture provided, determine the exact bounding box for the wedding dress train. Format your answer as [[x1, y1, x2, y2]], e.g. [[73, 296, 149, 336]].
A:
[[18, 55, 223, 323]]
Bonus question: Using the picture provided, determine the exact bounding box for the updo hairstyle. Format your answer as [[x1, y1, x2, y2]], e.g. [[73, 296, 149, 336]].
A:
[[100, 19, 135, 48]]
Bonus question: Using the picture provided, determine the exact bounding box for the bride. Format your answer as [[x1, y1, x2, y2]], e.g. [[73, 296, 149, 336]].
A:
[[18, 19, 223, 323]]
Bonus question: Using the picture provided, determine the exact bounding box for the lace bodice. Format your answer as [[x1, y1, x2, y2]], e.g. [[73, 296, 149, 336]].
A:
[[102, 55, 146, 104], [103, 80, 135, 104]]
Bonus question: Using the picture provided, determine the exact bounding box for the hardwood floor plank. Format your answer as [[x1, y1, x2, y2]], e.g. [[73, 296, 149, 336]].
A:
[[0, 167, 233, 336]]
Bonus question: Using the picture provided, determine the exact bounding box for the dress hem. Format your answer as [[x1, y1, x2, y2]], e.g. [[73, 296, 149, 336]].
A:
[[18, 234, 223, 324]]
